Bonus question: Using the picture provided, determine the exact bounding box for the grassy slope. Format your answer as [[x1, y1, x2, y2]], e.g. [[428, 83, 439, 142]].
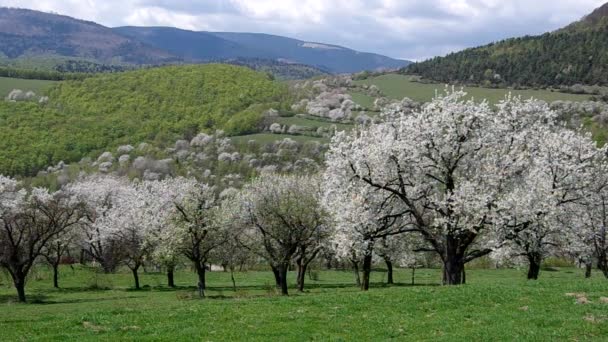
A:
[[0, 267, 607, 340], [0, 76, 56, 97], [231, 133, 328, 145], [353, 74, 592, 105]]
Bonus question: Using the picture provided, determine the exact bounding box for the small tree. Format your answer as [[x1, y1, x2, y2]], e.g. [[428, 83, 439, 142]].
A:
[[0, 181, 84, 302], [230, 173, 328, 295], [69, 176, 132, 273], [495, 129, 602, 279], [160, 178, 226, 297]]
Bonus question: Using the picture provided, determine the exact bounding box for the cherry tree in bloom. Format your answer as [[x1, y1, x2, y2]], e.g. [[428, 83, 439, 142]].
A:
[[0, 180, 84, 302], [228, 173, 328, 295], [570, 153, 608, 279], [323, 181, 412, 290], [324, 90, 556, 285], [69, 176, 133, 273], [137, 178, 196, 288], [161, 178, 226, 296], [495, 128, 604, 280]]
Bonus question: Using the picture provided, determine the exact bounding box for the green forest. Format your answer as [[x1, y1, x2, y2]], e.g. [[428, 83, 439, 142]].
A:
[[404, 20, 608, 87], [0, 64, 289, 176]]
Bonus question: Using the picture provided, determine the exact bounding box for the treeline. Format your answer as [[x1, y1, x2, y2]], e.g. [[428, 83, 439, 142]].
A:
[[404, 26, 608, 87], [212, 58, 330, 80], [0, 66, 88, 81]]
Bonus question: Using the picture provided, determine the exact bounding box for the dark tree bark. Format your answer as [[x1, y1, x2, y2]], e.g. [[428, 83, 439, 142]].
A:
[[271, 265, 281, 288], [8, 268, 27, 302], [526, 253, 542, 280], [352, 260, 361, 287], [195, 262, 206, 297], [384, 258, 394, 285], [167, 266, 175, 288], [462, 266, 466, 285], [598, 248, 608, 278], [411, 266, 416, 286], [230, 267, 237, 291], [130, 265, 141, 289], [278, 263, 289, 295], [296, 260, 307, 292], [52, 263, 60, 288], [361, 254, 373, 291], [442, 252, 465, 285], [585, 261, 592, 279]]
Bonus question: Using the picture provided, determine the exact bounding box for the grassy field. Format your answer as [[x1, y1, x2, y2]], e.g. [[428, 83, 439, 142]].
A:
[[231, 133, 328, 145], [1, 266, 607, 340], [272, 115, 355, 131], [0, 76, 56, 97], [353, 74, 593, 105]]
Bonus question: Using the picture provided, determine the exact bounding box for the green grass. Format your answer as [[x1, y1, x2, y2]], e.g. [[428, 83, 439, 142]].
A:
[[350, 92, 375, 109], [0, 76, 56, 97], [354, 74, 593, 105], [273, 116, 355, 131], [231, 133, 328, 145], [1, 266, 607, 340]]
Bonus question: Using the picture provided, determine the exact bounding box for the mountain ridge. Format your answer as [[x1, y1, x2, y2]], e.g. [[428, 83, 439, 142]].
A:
[[0, 7, 409, 74]]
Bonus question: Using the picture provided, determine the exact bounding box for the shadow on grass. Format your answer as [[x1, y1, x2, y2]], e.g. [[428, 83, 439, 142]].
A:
[[0, 292, 141, 305]]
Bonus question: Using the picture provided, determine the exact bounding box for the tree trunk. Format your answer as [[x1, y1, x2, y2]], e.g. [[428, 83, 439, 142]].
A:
[[352, 260, 361, 287], [15, 279, 26, 303], [230, 267, 237, 291], [271, 265, 281, 288], [384, 258, 394, 285], [297, 263, 307, 292], [131, 265, 140, 289], [411, 266, 416, 286], [52, 263, 59, 288], [167, 267, 175, 288], [527, 253, 542, 280], [442, 255, 464, 285], [9, 268, 27, 302], [585, 260, 593, 279], [462, 266, 466, 285], [598, 254, 608, 278], [195, 262, 206, 297], [279, 263, 289, 295], [361, 254, 372, 291]]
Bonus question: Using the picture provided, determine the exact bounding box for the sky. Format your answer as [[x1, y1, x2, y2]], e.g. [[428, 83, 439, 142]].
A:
[[0, 0, 606, 61]]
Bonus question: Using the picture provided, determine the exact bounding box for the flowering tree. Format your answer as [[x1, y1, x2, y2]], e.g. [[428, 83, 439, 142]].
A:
[[230, 173, 328, 295], [42, 224, 81, 288], [323, 180, 412, 290], [570, 154, 608, 279], [69, 176, 133, 273], [495, 128, 603, 279], [163, 178, 226, 297], [324, 91, 555, 285], [0, 180, 84, 302]]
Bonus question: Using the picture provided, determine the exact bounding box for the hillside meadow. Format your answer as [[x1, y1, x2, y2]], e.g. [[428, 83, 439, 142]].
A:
[[0, 76, 56, 97], [0, 266, 607, 341], [353, 74, 592, 105]]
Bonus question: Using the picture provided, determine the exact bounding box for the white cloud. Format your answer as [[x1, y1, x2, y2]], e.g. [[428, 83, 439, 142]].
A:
[[0, 0, 605, 60]]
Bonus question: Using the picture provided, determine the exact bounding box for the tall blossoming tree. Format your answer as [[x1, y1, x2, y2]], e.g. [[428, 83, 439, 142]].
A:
[[324, 91, 556, 285]]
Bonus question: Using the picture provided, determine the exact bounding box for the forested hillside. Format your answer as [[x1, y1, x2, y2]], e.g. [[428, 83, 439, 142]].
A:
[[0, 64, 288, 176], [404, 3, 608, 87]]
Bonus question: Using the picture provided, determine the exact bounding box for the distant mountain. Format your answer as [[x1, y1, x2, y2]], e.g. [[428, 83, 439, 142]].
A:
[[404, 2, 608, 87], [0, 8, 177, 65], [0, 7, 409, 75], [115, 27, 410, 73]]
